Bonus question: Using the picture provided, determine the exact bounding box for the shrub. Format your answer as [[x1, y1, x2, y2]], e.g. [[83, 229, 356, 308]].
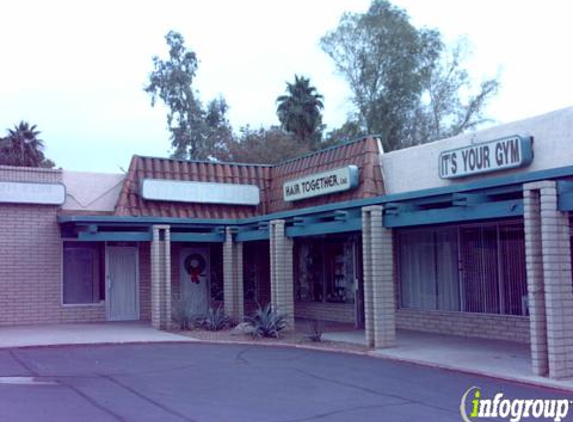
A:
[[247, 303, 288, 338], [306, 319, 324, 342], [197, 305, 232, 331], [172, 293, 194, 330]]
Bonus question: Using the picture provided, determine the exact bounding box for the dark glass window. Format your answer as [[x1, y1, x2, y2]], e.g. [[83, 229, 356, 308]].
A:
[[294, 236, 359, 304], [243, 241, 270, 302], [398, 221, 527, 316], [63, 242, 104, 304]]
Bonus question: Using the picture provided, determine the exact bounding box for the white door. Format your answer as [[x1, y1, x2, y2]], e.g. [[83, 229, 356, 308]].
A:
[[107, 246, 139, 321], [180, 247, 210, 316]]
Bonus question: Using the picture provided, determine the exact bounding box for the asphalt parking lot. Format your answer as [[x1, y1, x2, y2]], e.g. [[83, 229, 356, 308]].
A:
[[0, 343, 570, 422]]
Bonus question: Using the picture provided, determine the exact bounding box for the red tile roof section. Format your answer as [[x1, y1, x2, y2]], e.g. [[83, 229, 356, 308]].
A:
[[114, 137, 385, 218], [115, 156, 272, 218], [268, 136, 384, 213]]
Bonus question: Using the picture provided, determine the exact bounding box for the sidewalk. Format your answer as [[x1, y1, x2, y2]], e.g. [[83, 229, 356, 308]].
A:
[[323, 329, 573, 392], [0, 322, 195, 349]]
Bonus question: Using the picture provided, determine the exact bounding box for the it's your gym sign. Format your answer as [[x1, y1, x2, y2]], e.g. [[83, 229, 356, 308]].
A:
[[439, 135, 533, 179]]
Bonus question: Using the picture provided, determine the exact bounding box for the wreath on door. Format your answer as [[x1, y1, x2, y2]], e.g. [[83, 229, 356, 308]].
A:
[[184, 254, 206, 284]]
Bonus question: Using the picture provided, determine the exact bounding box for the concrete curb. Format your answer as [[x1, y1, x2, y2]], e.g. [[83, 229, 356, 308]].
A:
[[180, 336, 573, 394], [367, 353, 573, 394], [3, 336, 572, 394], [0, 338, 198, 351]]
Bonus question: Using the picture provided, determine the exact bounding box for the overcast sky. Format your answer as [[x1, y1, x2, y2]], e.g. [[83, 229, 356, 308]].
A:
[[1, 0, 572, 173]]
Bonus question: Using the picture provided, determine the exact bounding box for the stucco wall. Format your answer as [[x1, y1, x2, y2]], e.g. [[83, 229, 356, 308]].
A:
[[381, 106, 573, 194], [62, 170, 124, 212]]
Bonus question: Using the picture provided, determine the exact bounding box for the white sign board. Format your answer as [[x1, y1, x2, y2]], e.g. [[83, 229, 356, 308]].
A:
[[438, 135, 533, 179], [140, 179, 260, 205], [283, 165, 359, 202], [0, 181, 66, 205]]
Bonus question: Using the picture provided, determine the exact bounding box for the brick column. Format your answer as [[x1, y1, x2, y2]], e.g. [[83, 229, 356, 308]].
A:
[[523, 183, 548, 376], [269, 220, 294, 330], [362, 205, 395, 348], [524, 181, 573, 379], [362, 207, 375, 346], [151, 225, 171, 330], [223, 227, 244, 322]]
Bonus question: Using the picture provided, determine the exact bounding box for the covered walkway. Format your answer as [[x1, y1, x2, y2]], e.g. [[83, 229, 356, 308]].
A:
[[322, 329, 573, 391]]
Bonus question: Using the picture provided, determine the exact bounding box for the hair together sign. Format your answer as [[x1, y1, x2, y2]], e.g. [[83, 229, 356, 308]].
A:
[[283, 165, 359, 202]]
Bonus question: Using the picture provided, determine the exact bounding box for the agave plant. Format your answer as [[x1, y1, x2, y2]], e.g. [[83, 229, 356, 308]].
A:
[[198, 305, 232, 331], [247, 303, 288, 338], [171, 292, 196, 330]]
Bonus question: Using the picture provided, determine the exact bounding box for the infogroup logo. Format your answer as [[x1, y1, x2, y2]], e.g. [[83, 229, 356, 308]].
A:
[[460, 386, 571, 422]]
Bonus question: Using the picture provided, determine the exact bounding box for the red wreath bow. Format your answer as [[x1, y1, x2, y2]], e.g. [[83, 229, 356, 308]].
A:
[[189, 267, 202, 284]]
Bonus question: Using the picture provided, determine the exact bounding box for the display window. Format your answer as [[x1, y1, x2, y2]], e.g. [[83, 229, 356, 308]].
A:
[[294, 235, 360, 304], [398, 220, 527, 316], [63, 242, 105, 304]]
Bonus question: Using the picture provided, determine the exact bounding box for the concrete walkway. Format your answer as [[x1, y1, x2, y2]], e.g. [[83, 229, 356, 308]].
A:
[[2, 323, 572, 392], [323, 329, 573, 391], [0, 322, 195, 349]]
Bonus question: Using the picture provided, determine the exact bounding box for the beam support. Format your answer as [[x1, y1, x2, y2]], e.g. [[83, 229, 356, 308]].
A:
[[524, 181, 573, 379], [151, 225, 172, 330], [269, 220, 294, 330], [362, 205, 395, 348], [223, 227, 244, 322], [384, 199, 522, 228]]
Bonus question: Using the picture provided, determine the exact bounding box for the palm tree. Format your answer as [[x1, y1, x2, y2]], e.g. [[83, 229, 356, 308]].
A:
[[0, 121, 50, 167], [276, 75, 324, 148]]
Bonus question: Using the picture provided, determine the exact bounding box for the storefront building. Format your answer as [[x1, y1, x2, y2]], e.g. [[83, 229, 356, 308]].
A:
[[1, 107, 573, 379]]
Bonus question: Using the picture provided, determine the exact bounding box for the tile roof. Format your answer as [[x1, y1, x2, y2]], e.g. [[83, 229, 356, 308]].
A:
[[115, 156, 272, 218], [268, 137, 384, 213], [114, 137, 385, 219]]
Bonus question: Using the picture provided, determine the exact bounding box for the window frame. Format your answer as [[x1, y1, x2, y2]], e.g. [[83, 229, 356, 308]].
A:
[[397, 219, 527, 316], [294, 235, 359, 305], [61, 240, 106, 307]]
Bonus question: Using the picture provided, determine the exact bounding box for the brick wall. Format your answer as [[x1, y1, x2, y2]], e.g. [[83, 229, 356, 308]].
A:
[[150, 226, 172, 329], [294, 302, 355, 323], [0, 166, 106, 325], [362, 205, 395, 348], [223, 229, 244, 321], [0, 203, 105, 325], [524, 181, 573, 379], [269, 220, 295, 329], [396, 308, 530, 344]]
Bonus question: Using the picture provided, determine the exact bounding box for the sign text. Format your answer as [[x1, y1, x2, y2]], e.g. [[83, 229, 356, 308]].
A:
[[283, 165, 359, 202], [439, 135, 533, 179]]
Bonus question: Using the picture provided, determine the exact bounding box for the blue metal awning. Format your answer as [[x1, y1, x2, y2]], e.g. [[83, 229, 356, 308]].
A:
[[58, 165, 573, 239]]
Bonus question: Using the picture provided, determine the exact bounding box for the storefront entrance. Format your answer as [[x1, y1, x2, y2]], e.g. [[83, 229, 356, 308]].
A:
[[294, 234, 364, 327], [106, 246, 139, 321], [180, 247, 210, 316]]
